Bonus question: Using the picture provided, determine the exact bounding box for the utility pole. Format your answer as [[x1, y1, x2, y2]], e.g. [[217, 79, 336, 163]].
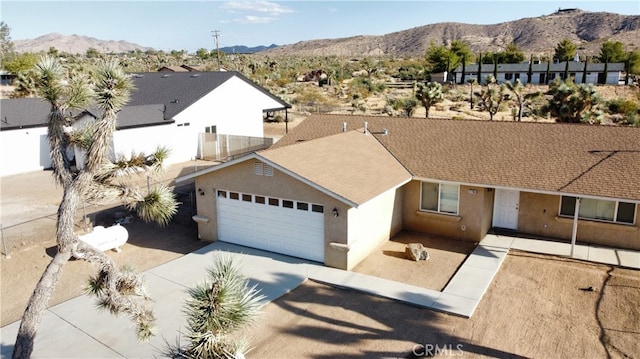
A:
[[212, 30, 221, 71]]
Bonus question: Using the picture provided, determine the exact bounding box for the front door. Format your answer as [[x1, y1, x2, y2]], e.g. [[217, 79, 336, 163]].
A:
[[493, 189, 519, 230]]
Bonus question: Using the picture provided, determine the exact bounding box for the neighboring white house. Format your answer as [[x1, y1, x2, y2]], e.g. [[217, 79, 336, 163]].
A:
[[0, 71, 290, 177], [453, 61, 626, 85]]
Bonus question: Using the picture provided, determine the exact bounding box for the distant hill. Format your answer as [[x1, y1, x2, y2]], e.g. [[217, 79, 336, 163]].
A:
[[263, 9, 640, 57], [220, 44, 278, 54], [13, 33, 153, 54], [12, 9, 640, 58]]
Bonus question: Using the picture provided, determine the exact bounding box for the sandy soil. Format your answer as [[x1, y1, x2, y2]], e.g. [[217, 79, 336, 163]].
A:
[[240, 252, 639, 358], [0, 161, 215, 326], [352, 231, 478, 291]]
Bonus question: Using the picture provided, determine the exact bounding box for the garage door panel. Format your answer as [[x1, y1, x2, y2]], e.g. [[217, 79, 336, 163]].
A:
[[217, 192, 324, 262]]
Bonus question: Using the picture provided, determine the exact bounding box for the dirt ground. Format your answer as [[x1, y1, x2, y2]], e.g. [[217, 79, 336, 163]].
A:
[[353, 231, 478, 291], [240, 253, 639, 358], [2, 120, 639, 358], [0, 161, 216, 326]]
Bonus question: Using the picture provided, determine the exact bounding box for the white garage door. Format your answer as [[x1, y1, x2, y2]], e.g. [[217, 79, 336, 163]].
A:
[[216, 190, 325, 262]]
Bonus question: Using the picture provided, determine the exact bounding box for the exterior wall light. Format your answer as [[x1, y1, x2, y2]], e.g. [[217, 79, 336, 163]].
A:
[[333, 207, 339, 217], [198, 188, 205, 196]]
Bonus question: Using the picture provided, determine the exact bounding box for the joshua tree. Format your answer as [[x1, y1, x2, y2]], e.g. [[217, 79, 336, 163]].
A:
[[543, 78, 604, 124], [476, 76, 507, 121], [505, 79, 542, 121], [415, 81, 444, 118], [166, 255, 265, 358], [12, 57, 177, 358]]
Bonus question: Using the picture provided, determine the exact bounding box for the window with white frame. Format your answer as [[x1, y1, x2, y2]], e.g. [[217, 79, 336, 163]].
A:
[[421, 182, 459, 214], [559, 196, 636, 224]]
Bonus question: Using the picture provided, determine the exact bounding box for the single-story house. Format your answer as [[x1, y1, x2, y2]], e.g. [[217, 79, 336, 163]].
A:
[[177, 114, 639, 270], [0, 71, 290, 176], [454, 61, 626, 85]]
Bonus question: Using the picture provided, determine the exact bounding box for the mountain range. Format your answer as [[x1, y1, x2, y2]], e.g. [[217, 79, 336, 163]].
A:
[[13, 9, 640, 58]]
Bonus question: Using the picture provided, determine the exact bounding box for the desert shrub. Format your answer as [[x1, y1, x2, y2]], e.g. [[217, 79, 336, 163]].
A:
[[607, 98, 639, 115], [396, 62, 426, 81], [291, 86, 326, 104], [350, 77, 386, 96], [386, 96, 417, 117], [446, 88, 468, 102]]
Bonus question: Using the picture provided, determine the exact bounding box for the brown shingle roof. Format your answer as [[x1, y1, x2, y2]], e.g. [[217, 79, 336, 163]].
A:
[[274, 114, 640, 201], [258, 129, 411, 206]]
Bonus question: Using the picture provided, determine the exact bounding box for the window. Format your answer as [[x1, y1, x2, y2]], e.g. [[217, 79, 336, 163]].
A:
[[229, 192, 239, 200], [268, 198, 279, 206], [242, 194, 252, 202], [505, 73, 513, 80], [217, 190, 227, 198], [312, 204, 324, 213], [421, 182, 459, 214], [560, 196, 636, 224], [255, 196, 265, 204], [297, 202, 309, 211], [282, 200, 294, 209], [205, 125, 217, 134]]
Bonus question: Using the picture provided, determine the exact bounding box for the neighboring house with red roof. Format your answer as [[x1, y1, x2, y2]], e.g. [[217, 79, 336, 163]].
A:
[[0, 71, 290, 176], [177, 114, 639, 270]]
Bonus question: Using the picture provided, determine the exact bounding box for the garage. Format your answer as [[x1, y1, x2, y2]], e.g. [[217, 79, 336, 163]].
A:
[[216, 189, 325, 262]]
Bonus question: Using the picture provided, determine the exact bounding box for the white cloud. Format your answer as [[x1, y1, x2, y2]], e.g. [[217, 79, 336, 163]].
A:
[[220, 1, 295, 15], [222, 15, 277, 24]]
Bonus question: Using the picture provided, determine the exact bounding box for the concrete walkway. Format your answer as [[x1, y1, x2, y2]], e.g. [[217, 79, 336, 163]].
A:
[[2, 236, 638, 358]]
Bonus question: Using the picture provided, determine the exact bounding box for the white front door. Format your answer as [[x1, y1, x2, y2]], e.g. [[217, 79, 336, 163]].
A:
[[493, 189, 520, 230]]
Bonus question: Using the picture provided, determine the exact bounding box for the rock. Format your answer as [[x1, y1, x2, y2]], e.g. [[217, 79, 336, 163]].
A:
[[405, 243, 430, 261]]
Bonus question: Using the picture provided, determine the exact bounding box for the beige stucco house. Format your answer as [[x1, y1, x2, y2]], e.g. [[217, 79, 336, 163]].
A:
[[177, 114, 640, 270]]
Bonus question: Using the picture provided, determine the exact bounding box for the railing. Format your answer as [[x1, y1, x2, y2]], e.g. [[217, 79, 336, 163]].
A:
[[199, 133, 273, 161]]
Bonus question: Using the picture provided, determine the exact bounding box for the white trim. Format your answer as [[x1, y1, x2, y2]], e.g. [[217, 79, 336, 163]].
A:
[[419, 181, 460, 215], [412, 176, 640, 204], [558, 196, 637, 226], [175, 152, 258, 182], [254, 153, 360, 208], [176, 152, 360, 207]]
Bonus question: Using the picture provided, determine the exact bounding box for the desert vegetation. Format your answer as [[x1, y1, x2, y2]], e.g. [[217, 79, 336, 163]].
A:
[[2, 21, 639, 126]]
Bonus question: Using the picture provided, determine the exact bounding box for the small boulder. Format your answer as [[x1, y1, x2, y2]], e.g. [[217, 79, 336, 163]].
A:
[[405, 243, 430, 261]]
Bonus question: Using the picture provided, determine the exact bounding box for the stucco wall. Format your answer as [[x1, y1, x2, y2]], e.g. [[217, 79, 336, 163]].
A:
[[0, 127, 50, 176], [402, 181, 492, 242], [346, 186, 403, 270], [113, 123, 195, 165], [193, 159, 350, 269], [518, 192, 640, 250]]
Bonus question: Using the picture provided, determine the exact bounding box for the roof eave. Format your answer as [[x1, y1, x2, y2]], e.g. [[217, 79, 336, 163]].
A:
[[412, 176, 640, 204]]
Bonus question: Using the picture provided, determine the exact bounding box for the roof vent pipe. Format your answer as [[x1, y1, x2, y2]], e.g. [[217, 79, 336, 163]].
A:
[[383, 128, 388, 135], [364, 121, 368, 134], [342, 122, 347, 132]]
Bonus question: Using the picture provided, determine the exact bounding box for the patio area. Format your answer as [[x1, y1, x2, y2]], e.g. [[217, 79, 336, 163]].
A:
[[352, 231, 478, 291]]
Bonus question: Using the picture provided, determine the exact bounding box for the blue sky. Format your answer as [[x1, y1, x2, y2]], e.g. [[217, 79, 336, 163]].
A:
[[1, 1, 639, 52]]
